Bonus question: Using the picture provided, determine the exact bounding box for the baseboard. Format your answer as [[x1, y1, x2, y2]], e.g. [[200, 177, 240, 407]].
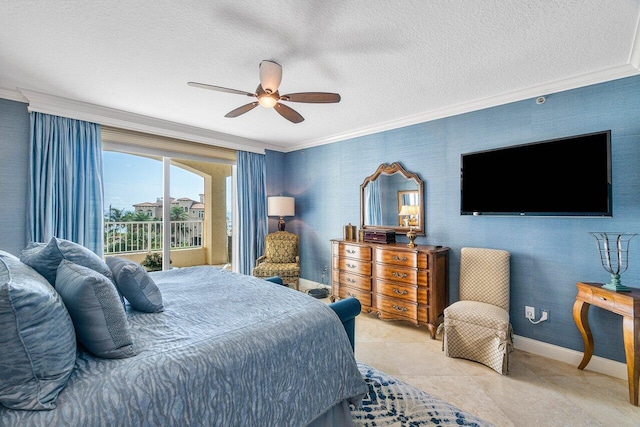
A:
[[300, 279, 628, 381], [513, 334, 627, 380]]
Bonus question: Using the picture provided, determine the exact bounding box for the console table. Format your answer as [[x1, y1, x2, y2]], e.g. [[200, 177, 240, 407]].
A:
[[573, 282, 640, 406]]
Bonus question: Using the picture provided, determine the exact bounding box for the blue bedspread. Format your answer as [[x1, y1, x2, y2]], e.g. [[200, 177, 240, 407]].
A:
[[0, 266, 367, 426]]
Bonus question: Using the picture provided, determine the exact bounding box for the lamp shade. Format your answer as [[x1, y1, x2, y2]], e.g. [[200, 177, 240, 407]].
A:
[[399, 205, 419, 216], [268, 196, 295, 217]]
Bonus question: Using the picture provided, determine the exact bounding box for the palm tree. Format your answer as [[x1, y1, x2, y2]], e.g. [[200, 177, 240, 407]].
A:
[[170, 206, 189, 221], [106, 207, 127, 223], [170, 206, 190, 247]]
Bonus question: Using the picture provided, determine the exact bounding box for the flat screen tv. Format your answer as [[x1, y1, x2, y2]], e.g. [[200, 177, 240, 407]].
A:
[[460, 130, 612, 216]]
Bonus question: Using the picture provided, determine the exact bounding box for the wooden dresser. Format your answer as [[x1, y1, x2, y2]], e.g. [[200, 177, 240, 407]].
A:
[[330, 239, 449, 338]]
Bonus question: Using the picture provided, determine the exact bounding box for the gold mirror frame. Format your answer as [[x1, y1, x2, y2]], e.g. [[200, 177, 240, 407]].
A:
[[360, 162, 425, 235]]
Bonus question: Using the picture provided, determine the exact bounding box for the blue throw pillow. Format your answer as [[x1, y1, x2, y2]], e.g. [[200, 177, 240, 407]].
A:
[[0, 251, 77, 410], [20, 237, 113, 287], [106, 257, 164, 313], [55, 260, 135, 359]]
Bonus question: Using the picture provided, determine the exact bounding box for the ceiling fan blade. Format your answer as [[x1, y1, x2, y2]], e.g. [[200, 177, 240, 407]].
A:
[[280, 92, 341, 103], [187, 82, 255, 97], [274, 102, 304, 123], [225, 102, 259, 118], [259, 60, 282, 94]]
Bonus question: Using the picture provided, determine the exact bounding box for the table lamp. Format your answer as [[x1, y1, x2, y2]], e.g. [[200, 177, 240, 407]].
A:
[[399, 205, 419, 227], [268, 196, 295, 231]]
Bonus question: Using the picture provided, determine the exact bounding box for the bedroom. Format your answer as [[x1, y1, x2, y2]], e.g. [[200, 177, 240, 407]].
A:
[[2, 1, 640, 425]]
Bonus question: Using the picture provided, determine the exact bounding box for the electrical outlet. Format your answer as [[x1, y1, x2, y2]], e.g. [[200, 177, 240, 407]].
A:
[[540, 310, 549, 322], [525, 306, 535, 319]]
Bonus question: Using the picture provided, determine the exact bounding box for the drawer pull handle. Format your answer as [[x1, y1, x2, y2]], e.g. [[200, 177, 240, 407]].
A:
[[392, 255, 408, 261], [346, 263, 356, 269], [598, 296, 607, 301], [392, 304, 408, 312], [347, 292, 355, 297], [393, 288, 408, 295], [346, 278, 356, 283], [346, 249, 356, 254], [392, 272, 408, 278]]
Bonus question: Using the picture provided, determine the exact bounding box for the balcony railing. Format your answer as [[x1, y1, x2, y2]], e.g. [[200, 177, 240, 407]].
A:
[[104, 220, 204, 255]]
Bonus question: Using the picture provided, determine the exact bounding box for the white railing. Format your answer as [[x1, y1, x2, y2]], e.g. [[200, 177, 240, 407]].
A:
[[104, 220, 204, 255]]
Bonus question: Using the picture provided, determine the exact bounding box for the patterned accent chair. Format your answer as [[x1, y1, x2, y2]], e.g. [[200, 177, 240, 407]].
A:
[[252, 231, 300, 290], [440, 247, 512, 374]]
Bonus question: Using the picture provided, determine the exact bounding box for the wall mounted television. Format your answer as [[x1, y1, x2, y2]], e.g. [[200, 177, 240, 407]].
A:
[[460, 130, 612, 216]]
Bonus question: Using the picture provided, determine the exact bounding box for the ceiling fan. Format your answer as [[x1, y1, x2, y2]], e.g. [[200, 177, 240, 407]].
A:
[[188, 60, 340, 123]]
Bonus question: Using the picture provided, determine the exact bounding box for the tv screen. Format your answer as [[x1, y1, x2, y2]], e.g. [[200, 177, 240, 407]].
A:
[[460, 130, 612, 216]]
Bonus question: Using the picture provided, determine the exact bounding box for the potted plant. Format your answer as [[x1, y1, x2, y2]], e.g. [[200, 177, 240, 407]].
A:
[[141, 253, 170, 272]]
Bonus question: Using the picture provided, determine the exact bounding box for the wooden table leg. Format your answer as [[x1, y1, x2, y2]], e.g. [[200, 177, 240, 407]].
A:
[[573, 299, 593, 370], [623, 316, 640, 406]]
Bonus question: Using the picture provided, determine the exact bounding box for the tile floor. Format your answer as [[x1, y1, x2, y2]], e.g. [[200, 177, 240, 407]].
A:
[[353, 312, 640, 427], [301, 284, 640, 427]]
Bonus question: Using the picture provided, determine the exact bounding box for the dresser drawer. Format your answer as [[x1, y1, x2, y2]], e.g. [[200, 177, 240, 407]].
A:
[[375, 264, 417, 285], [376, 280, 417, 302], [589, 287, 617, 312], [339, 286, 372, 307], [376, 294, 417, 320], [340, 272, 372, 291], [339, 258, 372, 275], [340, 244, 372, 261], [376, 248, 417, 268]]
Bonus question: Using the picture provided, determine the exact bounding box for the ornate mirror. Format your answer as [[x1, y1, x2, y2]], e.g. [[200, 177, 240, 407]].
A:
[[360, 162, 424, 235]]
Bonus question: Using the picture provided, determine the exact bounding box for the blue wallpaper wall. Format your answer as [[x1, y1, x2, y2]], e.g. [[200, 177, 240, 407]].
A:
[[0, 99, 29, 256], [269, 74, 640, 363]]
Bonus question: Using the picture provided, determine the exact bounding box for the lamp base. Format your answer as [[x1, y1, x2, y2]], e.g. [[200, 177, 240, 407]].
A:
[[406, 229, 417, 248], [278, 217, 286, 232], [602, 274, 631, 292]]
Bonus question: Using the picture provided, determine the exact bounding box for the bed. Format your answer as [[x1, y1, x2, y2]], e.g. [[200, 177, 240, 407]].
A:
[[0, 244, 367, 427]]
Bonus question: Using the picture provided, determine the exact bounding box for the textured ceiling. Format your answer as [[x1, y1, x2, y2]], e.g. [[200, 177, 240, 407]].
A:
[[1, 1, 639, 152]]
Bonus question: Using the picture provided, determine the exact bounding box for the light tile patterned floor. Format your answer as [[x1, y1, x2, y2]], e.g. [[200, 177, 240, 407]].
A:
[[300, 284, 640, 426], [354, 313, 640, 427]]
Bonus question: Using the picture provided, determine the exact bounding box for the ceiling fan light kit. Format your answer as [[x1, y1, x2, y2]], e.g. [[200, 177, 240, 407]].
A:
[[188, 60, 340, 123], [259, 60, 282, 94]]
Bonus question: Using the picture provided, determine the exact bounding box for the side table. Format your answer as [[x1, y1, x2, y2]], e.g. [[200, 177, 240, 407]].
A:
[[573, 282, 640, 406]]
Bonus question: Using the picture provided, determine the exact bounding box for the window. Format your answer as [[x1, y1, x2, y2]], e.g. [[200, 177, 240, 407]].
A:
[[103, 150, 232, 269]]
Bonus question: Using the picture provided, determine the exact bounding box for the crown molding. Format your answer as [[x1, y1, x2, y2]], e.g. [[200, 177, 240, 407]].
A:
[[286, 64, 640, 152], [17, 89, 280, 155], [629, 14, 640, 70], [5, 62, 640, 154], [0, 87, 27, 103]]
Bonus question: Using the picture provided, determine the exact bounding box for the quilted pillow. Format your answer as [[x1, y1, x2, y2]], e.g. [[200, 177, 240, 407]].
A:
[[20, 237, 113, 287], [0, 251, 77, 410], [106, 256, 164, 313], [55, 260, 135, 359]]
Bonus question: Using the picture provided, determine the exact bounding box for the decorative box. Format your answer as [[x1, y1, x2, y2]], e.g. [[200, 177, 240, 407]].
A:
[[364, 229, 396, 244]]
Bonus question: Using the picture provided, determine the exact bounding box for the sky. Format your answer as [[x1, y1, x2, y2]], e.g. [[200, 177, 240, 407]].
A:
[[103, 152, 204, 212]]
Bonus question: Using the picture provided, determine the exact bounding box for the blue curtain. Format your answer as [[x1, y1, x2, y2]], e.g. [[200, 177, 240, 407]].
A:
[[236, 151, 267, 275], [28, 112, 104, 255], [365, 179, 383, 225]]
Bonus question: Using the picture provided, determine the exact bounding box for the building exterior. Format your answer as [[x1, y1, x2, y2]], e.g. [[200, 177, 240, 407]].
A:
[[133, 194, 205, 220]]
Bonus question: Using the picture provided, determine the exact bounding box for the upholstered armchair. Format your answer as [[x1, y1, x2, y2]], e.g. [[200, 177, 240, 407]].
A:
[[252, 231, 300, 290], [440, 247, 512, 374]]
